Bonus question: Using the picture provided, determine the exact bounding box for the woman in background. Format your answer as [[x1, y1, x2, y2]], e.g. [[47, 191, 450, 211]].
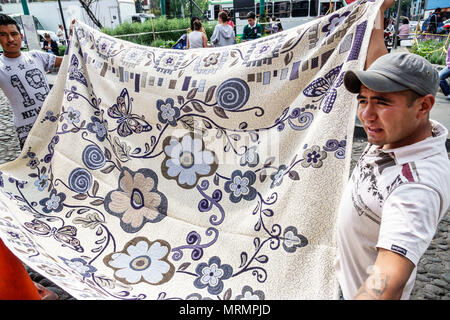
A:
[[186, 20, 208, 49]]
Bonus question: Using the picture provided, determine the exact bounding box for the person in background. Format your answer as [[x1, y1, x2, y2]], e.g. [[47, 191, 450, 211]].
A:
[[439, 45, 450, 101], [186, 20, 207, 49], [210, 11, 235, 47], [187, 16, 206, 35], [396, 18, 410, 45], [264, 16, 273, 34], [242, 11, 262, 42], [224, 10, 235, 30], [275, 18, 283, 33], [0, 15, 63, 148], [427, 8, 442, 35], [56, 24, 65, 45], [42, 33, 59, 56]]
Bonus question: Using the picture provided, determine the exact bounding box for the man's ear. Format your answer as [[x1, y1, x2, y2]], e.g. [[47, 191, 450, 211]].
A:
[[416, 94, 434, 119]]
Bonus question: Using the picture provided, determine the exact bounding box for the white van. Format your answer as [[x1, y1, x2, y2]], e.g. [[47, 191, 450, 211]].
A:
[[9, 14, 60, 49]]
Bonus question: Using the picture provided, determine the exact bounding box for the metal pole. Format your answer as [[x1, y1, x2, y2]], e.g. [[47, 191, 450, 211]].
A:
[[260, 0, 265, 19], [21, 0, 30, 15], [393, 0, 402, 49], [57, 0, 69, 41], [161, 0, 166, 16]]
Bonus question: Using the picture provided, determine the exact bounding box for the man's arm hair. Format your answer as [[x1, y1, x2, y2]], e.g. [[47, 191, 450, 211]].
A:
[[354, 248, 415, 300]]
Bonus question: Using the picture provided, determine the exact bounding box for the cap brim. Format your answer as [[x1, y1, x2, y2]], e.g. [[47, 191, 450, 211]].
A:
[[344, 70, 409, 94]]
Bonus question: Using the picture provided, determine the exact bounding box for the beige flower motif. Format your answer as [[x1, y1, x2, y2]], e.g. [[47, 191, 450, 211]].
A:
[[104, 167, 168, 233]]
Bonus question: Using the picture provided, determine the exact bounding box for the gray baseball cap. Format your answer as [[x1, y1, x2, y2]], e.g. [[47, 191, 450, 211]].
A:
[[344, 52, 439, 96]]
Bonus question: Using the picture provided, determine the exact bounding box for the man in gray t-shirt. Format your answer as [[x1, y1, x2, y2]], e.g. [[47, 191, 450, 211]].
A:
[[0, 14, 63, 148]]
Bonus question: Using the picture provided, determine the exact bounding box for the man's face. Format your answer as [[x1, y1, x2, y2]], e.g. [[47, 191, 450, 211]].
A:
[[357, 85, 427, 149], [0, 24, 22, 56], [248, 18, 255, 26]]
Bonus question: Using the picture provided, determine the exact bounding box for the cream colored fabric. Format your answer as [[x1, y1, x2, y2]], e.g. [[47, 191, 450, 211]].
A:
[[0, 0, 381, 300]]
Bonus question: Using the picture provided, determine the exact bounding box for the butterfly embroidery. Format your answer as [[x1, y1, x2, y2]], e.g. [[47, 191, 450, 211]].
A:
[[303, 64, 345, 114], [24, 219, 83, 252], [69, 54, 88, 87], [107, 88, 152, 137]]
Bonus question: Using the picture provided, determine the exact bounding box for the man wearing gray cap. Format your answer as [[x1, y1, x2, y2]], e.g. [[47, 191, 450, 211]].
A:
[[334, 48, 450, 298]]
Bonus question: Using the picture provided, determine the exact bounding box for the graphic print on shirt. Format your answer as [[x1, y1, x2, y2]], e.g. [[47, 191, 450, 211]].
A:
[[25, 68, 50, 101], [352, 148, 396, 223], [10, 68, 50, 113]]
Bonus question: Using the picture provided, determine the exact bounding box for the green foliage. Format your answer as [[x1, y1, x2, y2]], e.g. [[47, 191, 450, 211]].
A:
[[410, 39, 449, 66], [58, 45, 66, 56], [103, 17, 216, 48]]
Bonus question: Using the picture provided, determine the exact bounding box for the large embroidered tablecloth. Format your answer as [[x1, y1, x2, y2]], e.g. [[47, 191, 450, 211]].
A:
[[0, 0, 381, 300]]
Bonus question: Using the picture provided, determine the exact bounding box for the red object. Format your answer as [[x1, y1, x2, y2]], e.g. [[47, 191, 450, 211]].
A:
[[0, 238, 41, 300], [344, 0, 357, 4]]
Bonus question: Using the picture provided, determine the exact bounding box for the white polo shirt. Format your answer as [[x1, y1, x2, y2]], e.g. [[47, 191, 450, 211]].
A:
[[335, 119, 450, 300]]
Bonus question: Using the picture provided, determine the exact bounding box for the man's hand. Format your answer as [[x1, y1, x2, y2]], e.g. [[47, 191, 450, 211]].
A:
[[381, 0, 395, 12], [354, 248, 414, 300]]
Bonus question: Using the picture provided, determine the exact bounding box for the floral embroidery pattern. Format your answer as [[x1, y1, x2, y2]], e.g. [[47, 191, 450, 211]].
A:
[[39, 189, 66, 213], [104, 167, 167, 233], [104, 237, 175, 285], [0, 1, 374, 298], [194, 51, 228, 75], [194, 256, 233, 295], [161, 133, 218, 189], [156, 98, 180, 126], [301, 146, 328, 168], [322, 11, 351, 36], [87, 116, 108, 142], [224, 170, 257, 203]]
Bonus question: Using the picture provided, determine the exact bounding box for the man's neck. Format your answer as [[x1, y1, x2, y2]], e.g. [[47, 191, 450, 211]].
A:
[[3, 50, 21, 59], [382, 120, 433, 150]]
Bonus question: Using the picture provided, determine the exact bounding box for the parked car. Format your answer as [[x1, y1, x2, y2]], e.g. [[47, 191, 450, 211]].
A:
[[131, 13, 155, 23], [8, 14, 60, 49], [409, 20, 423, 33]]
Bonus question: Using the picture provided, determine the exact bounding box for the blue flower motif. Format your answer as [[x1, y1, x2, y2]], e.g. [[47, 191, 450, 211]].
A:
[[301, 146, 327, 168], [34, 174, 49, 192], [0, 171, 4, 188], [59, 257, 97, 278], [87, 116, 108, 142], [162, 133, 218, 189], [68, 168, 92, 193], [270, 165, 287, 189], [194, 256, 232, 295], [65, 107, 81, 124], [39, 189, 66, 213], [156, 98, 180, 126], [240, 146, 259, 168], [224, 170, 257, 203], [322, 11, 351, 36]]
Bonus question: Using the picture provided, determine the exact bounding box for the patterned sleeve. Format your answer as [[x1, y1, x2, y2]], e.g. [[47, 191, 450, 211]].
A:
[[32, 50, 57, 71], [376, 183, 442, 266]]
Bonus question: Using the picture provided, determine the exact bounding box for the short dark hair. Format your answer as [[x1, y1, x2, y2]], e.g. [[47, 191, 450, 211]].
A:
[[0, 14, 20, 32], [247, 11, 256, 20], [402, 18, 409, 24], [190, 16, 199, 30], [219, 11, 228, 22], [193, 20, 202, 31], [405, 89, 422, 107]]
